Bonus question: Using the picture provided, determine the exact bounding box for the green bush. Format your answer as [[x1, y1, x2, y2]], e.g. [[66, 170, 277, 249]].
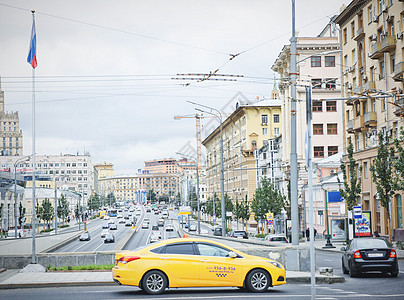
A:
[[395, 241, 404, 250], [46, 264, 114, 272], [255, 233, 266, 238]]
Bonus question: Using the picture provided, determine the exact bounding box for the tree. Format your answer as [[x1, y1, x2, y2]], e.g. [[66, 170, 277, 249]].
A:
[[370, 132, 396, 243], [148, 190, 157, 203], [106, 192, 116, 206], [36, 199, 43, 227], [251, 177, 285, 234], [57, 194, 70, 224], [393, 128, 404, 191], [233, 195, 250, 231], [18, 202, 26, 228], [339, 137, 362, 241], [40, 198, 54, 230], [87, 193, 100, 212]]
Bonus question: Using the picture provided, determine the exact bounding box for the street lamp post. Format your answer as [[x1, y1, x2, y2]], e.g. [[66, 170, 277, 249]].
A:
[[14, 156, 31, 239], [187, 100, 226, 237]]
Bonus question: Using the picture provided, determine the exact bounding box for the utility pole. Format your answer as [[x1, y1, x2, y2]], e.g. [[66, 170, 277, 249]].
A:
[[290, 0, 299, 245], [54, 176, 58, 234]]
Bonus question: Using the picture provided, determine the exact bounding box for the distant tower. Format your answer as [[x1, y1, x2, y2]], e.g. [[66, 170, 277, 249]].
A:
[[271, 76, 279, 99], [0, 78, 24, 156]]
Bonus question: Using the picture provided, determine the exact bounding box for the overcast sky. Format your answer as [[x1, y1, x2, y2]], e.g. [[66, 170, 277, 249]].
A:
[[0, 0, 349, 174]]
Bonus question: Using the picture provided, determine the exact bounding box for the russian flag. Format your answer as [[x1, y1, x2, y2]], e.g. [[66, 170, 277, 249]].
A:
[[27, 17, 37, 68]]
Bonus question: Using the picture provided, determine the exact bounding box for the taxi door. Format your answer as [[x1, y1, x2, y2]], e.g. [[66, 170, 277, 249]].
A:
[[196, 242, 244, 286]]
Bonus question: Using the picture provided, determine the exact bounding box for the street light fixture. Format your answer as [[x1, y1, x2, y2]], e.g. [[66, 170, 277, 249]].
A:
[[14, 156, 31, 239], [187, 100, 226, 237]]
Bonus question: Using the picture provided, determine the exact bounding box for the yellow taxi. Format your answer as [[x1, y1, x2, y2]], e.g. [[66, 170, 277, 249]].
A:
[[112, 238, 286, 294]]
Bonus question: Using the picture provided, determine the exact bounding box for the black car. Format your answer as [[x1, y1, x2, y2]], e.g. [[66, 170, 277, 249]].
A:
[[78, 232, 91, 241], [341, 237, 399, 277], [104, 233, 115, 243], [213, 227, 222, 236], [230, 230, 248, 239]]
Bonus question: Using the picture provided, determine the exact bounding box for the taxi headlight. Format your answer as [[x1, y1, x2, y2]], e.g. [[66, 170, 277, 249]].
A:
[[267, 261, 283, 269]]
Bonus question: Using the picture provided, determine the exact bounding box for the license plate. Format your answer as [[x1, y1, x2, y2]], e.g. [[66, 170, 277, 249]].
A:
[[368, 252, 383, 257]]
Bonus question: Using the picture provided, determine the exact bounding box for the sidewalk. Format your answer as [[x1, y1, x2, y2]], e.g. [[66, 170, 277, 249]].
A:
[[0, 268, 344, 289]]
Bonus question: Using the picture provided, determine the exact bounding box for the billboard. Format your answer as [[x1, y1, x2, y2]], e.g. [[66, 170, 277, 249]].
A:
[[354, 211, 372, 237], [331, 218, 346, 240]]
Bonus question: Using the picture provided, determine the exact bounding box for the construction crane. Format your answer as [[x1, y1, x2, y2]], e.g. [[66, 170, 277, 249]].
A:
[[173, 113, 213, 169]]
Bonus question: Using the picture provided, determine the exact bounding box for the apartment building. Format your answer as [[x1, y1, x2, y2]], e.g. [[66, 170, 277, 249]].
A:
[[335, 0, 404, 236], [99, 172, 180, 202], [144, 158, 196, 174], [202, 97, 282, 217], [271, 24, 343, 211]]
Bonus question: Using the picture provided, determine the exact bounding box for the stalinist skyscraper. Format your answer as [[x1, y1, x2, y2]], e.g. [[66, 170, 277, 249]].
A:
[[0, 80, 23, 156]]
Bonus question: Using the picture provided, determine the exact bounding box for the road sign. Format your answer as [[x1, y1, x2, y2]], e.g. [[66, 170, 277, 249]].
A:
[[353, 206, 362, 219], [266, 212, 273, 220], [268, 219, 274, 226]]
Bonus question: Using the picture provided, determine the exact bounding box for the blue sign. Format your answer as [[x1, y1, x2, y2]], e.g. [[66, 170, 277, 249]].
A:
[[328, 191, 343, 203], [353, 206, 362, 219]]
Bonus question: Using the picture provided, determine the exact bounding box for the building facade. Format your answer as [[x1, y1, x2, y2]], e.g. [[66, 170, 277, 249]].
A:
[[0, 84, 23, 156], [203, 98, 282, 220], [144, 158, 196, 174], [335, 0, 404, 237]]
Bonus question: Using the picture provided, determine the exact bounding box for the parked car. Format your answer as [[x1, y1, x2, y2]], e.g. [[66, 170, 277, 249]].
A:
[[104, 233, 115, 243], [113, 238, 286, 295], [213, 227, 222, 236], [230, 230, 248, 239], [78, 231, 91, 241], [264, 235, 288, 243], [109, 223, 118, 230], [341, 237, 399, 277]]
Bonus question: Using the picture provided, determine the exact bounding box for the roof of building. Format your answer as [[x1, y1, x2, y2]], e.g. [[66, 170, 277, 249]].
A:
[[315, 152, 342, 168]]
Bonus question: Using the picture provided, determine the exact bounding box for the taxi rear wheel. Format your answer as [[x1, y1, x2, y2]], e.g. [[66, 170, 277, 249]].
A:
[[142, 270, 167, 295], [245, 269, 271, 293]]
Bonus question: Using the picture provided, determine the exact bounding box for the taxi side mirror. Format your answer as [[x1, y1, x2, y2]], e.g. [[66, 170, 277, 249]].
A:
[[228, 251, 237, 258]]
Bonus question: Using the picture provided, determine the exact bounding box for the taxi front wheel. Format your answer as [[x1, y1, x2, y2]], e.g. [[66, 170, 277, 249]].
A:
[[246, 269, 271, 292], [142, 270, 167, 295]]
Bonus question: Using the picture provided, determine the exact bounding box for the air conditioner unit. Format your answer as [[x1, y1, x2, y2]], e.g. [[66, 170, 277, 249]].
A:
[[373, 15, 379, 23], [382, 4, 387, 12], [330, 169, 336, 174], [397, 32, 403, 40], [363, 75, 368, 81], [370, 34, 377, 41]]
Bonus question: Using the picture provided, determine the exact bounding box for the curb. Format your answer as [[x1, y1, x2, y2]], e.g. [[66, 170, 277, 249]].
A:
[[0, 281, 116, 289]]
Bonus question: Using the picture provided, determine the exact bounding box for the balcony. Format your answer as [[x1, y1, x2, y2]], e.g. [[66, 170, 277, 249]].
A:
[[354, 27, 365, 41], [352, 81, 376, 95], [380, 35, 396, 53], [363, 112, 377, 127], [353, 115, 364, 132], [393, 62, 404, 81], [347, 119, 354, 133], [369, 42, 383, 59], [393, 97, 404, 117]]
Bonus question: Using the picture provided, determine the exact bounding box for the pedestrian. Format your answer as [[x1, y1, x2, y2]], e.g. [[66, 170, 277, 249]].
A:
[[306, 228, 310, 241], [373, 230, 380, 237], [314, 228, 317, 241]]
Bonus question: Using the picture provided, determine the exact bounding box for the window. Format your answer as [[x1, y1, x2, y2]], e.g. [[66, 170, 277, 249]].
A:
[[397, 195, 403, 228], [251, 140, 257, 149], [344, 55, 348, 69], [313, 124, 324, 135], [312, 101, 323, 112], [370, 66, 375, 81], [326, 101, 337, 112], [262, 128, 268, 136], [314, 146, 324, 158], [273, 114, 280, 123], [351, 21, 355, 37], [325, 56, 335, 67], [343, 28, 347, 44], [196, 243, 232, 257], [380, 60, 385, 78], [262, 114, 268, 125], [368, 5, 373, 22], [311, 56, 321, 67], [274, 128, 280, 136], [325, 78, 336, 89], [364, 161, 369, 178], [391, 54, 395, 73], [311, 78, 322, 89], [327, 123, 338, 135], [352, 49, 356, 65], [328, 146, 338, 156]]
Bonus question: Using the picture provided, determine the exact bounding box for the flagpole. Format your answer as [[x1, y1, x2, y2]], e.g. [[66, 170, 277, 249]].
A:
[[31, 10, 37, 264]]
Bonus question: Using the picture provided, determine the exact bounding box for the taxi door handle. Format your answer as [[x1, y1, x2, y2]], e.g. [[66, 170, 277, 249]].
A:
[[200, 259, 210, 262], [160, 257, 171, 260]]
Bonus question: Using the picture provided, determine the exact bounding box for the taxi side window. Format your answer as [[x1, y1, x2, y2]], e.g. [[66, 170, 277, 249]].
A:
[[196, 243, 230, 257], [164, 243, 194, 255]]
